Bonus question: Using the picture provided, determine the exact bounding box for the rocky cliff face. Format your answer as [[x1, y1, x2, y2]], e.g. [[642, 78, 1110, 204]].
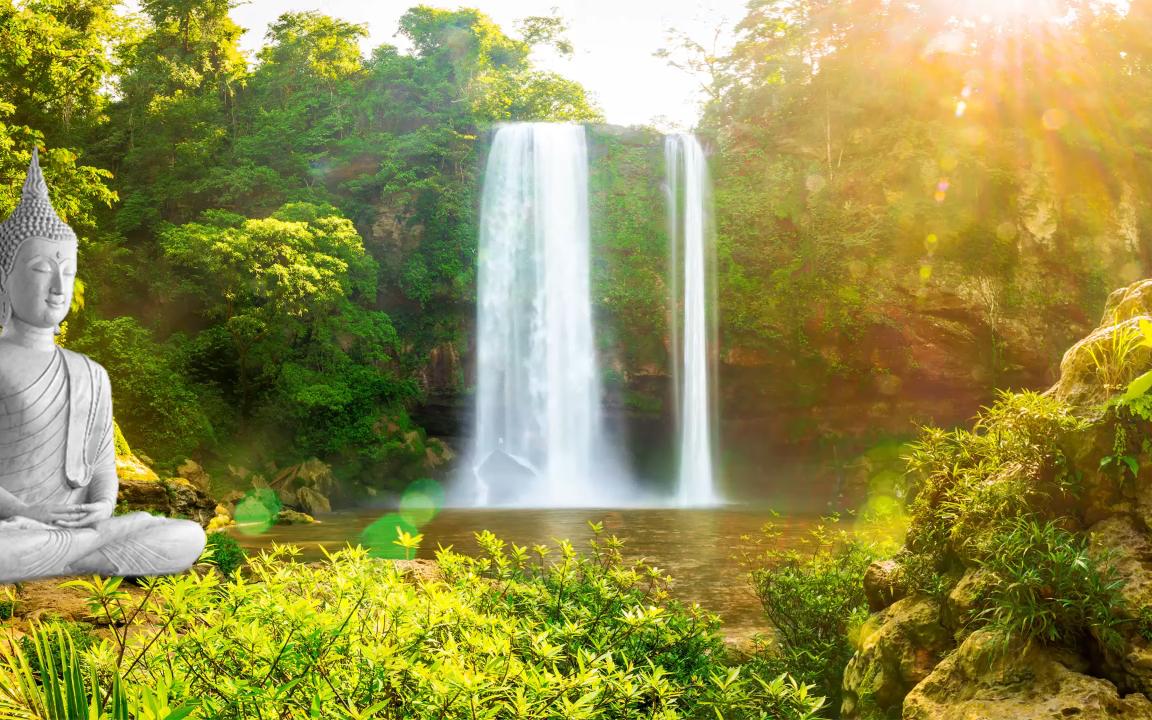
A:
[[842, 279, 1152, 719]]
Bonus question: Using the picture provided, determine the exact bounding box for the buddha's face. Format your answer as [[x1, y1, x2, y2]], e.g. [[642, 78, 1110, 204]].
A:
[[4, 237, 77, 329]]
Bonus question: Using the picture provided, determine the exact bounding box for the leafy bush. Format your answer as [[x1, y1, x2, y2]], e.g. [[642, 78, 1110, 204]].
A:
[[66, 316, 215, 467], [973, 516, 1128, 651], [0, 529, 825, 719], [202, 531, 247, 578], [18, 621, 96, 680], [742, 517, 879, 716], [901, 390, 1089, 583], [897, 389, 1144, 654], [0, 622, 194, 720]]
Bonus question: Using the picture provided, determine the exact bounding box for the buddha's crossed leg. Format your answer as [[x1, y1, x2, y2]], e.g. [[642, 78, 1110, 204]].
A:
[[0, 512, 206, 582]]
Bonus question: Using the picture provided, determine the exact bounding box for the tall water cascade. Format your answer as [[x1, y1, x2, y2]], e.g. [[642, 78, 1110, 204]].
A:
[[470, 123, 622, 507], [666, 135, 721, 506]]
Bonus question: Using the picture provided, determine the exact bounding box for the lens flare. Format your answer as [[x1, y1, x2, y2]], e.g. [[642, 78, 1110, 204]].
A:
[[400, 478, 444, 527], [233, 488, 281, 536], [360, 513, 419, 559]]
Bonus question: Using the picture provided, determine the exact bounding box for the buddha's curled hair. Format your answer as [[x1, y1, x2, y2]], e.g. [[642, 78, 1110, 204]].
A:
[[0, 147, 79, 280], [0, 147, 78, 330]]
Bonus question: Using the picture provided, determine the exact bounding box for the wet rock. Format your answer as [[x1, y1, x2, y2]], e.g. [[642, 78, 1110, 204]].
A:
[[863, 559, 908, 612], [276, 509, 315, 525], [904, 629, 1152, 720], [177, 459, 211, 493], [116, 475, 217, 526], [841, 596, 953, 718], [1089, 516, 1152, 696]]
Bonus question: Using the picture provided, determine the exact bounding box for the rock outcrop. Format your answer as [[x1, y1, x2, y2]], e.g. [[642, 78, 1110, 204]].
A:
[[904, 630, 1152, 720], [114, 444, 217, 526], [842, 279, 1152, 718]]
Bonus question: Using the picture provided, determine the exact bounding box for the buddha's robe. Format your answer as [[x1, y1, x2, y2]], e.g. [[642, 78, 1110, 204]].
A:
[[0, 348, 205, 582]]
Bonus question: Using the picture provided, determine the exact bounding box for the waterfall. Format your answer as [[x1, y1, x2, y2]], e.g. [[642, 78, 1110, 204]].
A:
[[666, 134, 721, 506], [470, 123, 620, 507]]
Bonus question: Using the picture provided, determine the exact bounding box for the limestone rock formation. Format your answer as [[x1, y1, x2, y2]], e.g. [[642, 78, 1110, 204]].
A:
[[904, 630, 1152, 720], [842, 278, 1152, 718], [841, 597, 952, 718]]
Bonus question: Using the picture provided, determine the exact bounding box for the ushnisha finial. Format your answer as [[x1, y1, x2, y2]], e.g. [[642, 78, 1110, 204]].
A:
[[22, 146, 49, 201], [0, 146, 79, 279]]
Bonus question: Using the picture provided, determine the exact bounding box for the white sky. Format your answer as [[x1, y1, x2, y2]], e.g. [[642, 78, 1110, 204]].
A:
[[225, 0, 749, 130]]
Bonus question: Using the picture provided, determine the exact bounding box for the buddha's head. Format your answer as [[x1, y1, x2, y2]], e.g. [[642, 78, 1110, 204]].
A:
[[0, 148, 78, 332]]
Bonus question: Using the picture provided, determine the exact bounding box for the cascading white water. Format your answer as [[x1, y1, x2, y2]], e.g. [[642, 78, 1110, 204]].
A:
[[471, 123, 618, 507], [666, 134, 721, 506]]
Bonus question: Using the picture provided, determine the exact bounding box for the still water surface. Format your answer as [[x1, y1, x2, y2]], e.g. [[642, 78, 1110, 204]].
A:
[[231, 508, 818, 639]]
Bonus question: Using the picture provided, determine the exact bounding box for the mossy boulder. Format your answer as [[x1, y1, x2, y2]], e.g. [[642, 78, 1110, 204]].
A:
[[116, 476, 217, 526], [843, 278, 1152, 716], [841, 596, 953, 719], [114, 432, 216, 525], [276, 508, 315, 525], [904, 630, 1152, 720], [1047, 279, 1152, 411], [863, 559, 909, 612], [1088, 516, 1152, 697]]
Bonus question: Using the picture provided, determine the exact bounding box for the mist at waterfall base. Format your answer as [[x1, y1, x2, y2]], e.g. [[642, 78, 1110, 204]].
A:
[[450, 123, 723, 509]]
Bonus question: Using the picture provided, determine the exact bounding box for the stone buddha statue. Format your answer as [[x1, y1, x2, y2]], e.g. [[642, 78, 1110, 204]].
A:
[[0, 148, 206, 582]]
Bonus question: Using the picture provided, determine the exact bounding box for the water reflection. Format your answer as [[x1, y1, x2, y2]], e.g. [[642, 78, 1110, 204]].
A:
[[230, 507, 817, 638]]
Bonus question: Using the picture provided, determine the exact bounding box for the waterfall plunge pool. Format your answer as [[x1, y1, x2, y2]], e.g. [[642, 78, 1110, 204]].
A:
[[229, 507, 820, 641]]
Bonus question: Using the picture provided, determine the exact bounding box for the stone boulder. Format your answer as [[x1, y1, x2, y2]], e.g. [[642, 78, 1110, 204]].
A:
[[276, 508, 315, 525], [1046, 280, 1152, 410], [177, 459, 212, 493], [296, 486, 331, 516], [863, 559, 908, 612], [1089, 516, 1152, 697], [115, 452, 159, 483], [842, 278, 1152, 717], [904, 630, 1152, 720], [941, 568, 994, 641], [116, 476, 216, 526], [841, 596, 953, 718]]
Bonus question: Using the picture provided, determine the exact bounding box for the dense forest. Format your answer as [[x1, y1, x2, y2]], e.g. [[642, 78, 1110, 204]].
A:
[[2, 0, 1150, 501]]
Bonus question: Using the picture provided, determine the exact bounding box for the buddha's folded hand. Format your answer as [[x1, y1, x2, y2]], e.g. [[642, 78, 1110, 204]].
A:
[[13, 503, 90, 527], [55, 501, 115, 528]]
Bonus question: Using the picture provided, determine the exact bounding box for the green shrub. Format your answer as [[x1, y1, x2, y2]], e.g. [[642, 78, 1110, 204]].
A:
[[974, 516, 1128, 651], [743, 517, 879, 717], [1, 530, 825, 719], [18, 621, 96, 679], [902, 390, 1089, 583], [202, 530, 247, 578]]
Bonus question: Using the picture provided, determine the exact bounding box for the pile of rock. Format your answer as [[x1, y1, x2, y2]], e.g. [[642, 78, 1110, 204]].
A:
[[842, 279, 1152, 719]]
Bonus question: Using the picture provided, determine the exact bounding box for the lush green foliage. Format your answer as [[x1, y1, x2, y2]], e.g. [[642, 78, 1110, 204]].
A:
[[66, 316, 213, 466], [0, 0, 603, 486], [973, 516, 1128, 651], [202, 530, 246, 579], [742, 517, 881, 716], [587, 127, 671, 378], [897, 387, 1150, 653], [679, 0, 1152, 415], [901, 390, 1090, 583], [0, 531, 826, 719]]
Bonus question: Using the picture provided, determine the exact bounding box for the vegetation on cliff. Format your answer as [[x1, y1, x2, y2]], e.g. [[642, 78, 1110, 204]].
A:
[[837, 280, 1152, 718]]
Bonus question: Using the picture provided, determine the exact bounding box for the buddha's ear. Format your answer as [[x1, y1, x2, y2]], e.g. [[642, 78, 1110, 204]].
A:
[[0, 282, 9, 329]]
